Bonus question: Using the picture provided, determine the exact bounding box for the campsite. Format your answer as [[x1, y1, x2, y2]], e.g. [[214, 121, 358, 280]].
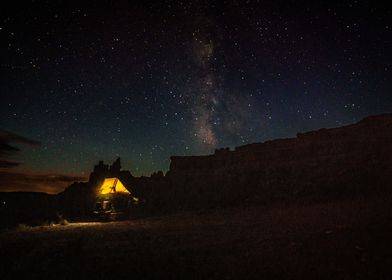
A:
[[1, 115, 392, 279], [1, 1, 391, 278]]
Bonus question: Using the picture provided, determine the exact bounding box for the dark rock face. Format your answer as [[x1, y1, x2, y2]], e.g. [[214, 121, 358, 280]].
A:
[[88, 160, 109, 186], [159, 114, 392, 209], [58, 182, 95, 218], [60, 114, 392, 215], [5, 114, 390, 223], [88, 158, 132, 187]]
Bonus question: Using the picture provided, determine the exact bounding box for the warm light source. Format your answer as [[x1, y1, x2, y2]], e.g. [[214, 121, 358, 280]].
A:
[[99, 178, 130, 195]]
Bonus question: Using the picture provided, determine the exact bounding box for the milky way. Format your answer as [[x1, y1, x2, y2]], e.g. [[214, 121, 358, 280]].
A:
[[0, 1, 391, 192]]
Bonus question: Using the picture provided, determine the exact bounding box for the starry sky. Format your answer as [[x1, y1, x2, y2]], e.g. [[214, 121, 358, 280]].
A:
[[0, 1, 391, 193]]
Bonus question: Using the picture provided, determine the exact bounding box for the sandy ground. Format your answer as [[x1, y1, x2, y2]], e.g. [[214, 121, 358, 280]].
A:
[[1, 196, 392, 279]]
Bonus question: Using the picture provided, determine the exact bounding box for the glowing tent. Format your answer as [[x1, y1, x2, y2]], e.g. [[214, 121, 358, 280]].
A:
[[99, 178, 130, 195]]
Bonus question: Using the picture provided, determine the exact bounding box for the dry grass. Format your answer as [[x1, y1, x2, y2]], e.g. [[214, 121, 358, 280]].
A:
[[1, 195, 392, 279]]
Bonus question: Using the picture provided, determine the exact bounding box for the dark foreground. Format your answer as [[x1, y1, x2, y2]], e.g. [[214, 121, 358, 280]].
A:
[[1, 196, 392, 280]]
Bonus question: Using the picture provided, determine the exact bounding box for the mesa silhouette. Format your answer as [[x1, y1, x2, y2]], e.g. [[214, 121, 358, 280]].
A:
[[58, 113, 392, 218], [1, 113, 391, 227]]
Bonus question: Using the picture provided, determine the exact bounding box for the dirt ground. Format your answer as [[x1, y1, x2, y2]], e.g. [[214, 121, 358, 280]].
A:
[[1, 196, 392, 279]]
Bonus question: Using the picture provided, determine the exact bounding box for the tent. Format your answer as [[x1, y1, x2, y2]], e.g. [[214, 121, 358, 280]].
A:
[[95, 177, 139, 219], [99, 177, 130, 195]]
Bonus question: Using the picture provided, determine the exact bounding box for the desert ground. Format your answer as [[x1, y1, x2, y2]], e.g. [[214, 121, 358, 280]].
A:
[[1, 195, 392, 279]]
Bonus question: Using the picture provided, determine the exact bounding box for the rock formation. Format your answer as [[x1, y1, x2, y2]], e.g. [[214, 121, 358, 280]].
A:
[[61, 114, 392, 216], [59, 157, 135, 218], [134, 113, 392, 211]]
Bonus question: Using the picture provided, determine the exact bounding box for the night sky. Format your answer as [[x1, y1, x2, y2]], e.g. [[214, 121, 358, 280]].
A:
[[1, 1, 391, 193]]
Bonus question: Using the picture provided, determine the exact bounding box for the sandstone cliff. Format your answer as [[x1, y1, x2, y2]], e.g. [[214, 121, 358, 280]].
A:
[[60, 114, 392, 215], [157, 114, 392, 209]]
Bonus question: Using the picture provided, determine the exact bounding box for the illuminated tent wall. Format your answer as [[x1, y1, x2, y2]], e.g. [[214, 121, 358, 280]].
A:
[[99, 178, 130, 195]]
